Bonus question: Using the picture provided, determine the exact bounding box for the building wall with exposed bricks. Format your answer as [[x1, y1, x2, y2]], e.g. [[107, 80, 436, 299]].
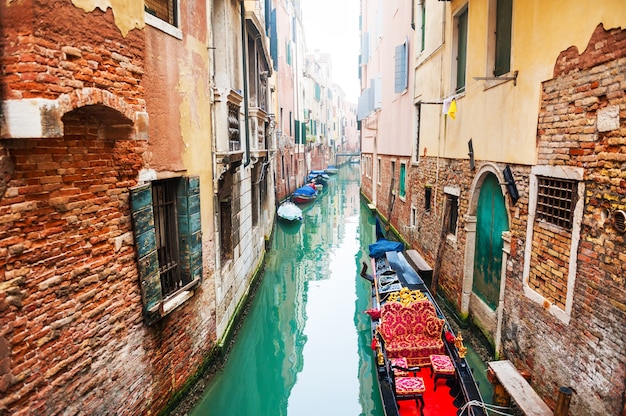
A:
[[0, 1, 220, 415], [361, 22, 626, 416]]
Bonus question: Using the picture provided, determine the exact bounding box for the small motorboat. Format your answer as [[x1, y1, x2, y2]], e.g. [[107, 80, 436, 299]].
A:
[[291, 184, 318, 204], [325, 165, 339, 174], [308, 171, 330, 186], [277, 200, 303, 222]]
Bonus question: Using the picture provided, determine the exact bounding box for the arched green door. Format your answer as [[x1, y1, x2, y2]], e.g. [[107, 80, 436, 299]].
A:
[[473, 173, 508, 310]]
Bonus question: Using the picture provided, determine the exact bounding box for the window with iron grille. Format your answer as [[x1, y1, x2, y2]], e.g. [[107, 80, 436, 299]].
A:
[[228, 102, 241, 151], [536, 177, 577, 230], [145, 0, 178, 27], [130, 176, 202, 324], [152, 178, 182, 298]]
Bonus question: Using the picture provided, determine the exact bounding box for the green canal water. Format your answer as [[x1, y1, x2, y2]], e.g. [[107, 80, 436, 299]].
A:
[[189, 165, 491, 416]]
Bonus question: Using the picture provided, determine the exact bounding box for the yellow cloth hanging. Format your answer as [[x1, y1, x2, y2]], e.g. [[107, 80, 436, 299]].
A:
[[447, 99, 457, 119]]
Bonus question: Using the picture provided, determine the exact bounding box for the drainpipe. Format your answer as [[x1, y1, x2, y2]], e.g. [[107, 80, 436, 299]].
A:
[[241, 0, 251, 167]]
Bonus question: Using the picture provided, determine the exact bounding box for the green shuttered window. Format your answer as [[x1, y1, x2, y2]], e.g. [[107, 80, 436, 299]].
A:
[[456, 8, 468, 93], [130, 176, 202, 324], [494, 0, 513, 77]]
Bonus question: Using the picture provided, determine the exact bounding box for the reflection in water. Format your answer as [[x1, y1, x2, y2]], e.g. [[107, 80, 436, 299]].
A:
[[190, 165, 384, 415]]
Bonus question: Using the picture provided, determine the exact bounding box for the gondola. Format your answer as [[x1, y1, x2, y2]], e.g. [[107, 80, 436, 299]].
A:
[[361, 232, 488, 416]]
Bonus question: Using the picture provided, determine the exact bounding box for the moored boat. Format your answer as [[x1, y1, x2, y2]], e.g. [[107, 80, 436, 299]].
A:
[[308, 170, 330, 185], [277, 200, 303, 222], [291, 184, 318, 204], [362, 236, 488, 416], [325, 165, 339, 174]]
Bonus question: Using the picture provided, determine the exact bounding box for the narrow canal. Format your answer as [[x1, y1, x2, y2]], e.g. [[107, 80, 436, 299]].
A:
[[188, 165, 492, 415]]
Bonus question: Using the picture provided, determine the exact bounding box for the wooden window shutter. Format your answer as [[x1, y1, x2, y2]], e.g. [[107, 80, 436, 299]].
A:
[[176, 176, 203, 285], [456, 9, 468, 92], [295, 120, 301, 144], [394, 41, 408, 93], [494, 0, 512, 76], [130, 183, 163, 323]]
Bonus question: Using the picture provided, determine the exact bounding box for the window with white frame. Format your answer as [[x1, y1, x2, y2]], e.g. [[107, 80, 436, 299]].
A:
[[523, 165, 584, 323], [145, 0, 181, 38]]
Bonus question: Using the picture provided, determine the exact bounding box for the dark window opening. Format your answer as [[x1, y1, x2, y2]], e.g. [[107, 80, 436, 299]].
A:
[[425, 186, 432, 211], [447, 194, 459, 235], [152, 178, 182, 298], [220, 199, 233, 262]]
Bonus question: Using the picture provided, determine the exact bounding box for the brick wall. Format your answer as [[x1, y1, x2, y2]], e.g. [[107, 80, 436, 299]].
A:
[[528, 222, 571, 310], [2, 0, 144, 103], [1, 2, 220, 415], [0, 123, 218, 416], [520, 24, 626, 415]]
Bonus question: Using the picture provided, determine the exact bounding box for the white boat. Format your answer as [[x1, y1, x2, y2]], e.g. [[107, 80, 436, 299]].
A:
[[277, 201, 303, 222]]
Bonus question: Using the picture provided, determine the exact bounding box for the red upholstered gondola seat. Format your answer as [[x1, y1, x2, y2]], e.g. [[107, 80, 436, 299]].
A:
[[377, 300, 445, 367]]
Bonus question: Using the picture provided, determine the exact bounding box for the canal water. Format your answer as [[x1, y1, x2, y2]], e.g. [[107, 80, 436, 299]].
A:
[[189, 165, 491, 415]]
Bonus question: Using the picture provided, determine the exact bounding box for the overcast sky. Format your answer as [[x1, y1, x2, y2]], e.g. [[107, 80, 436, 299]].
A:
[[301, 0, 360, 102]]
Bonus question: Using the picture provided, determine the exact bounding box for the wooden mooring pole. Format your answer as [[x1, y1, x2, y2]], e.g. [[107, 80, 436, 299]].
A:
[[553, 386, 574, 416]]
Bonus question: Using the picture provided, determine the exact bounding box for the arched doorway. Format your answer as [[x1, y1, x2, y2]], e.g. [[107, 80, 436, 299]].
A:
[[462, 164, 511, 353], [473, 173, 508, 309]]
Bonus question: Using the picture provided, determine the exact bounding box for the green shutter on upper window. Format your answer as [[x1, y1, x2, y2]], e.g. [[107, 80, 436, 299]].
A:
[[130, 183, 163, 321], [177, 176, 203, 285], [295, 120, 300, 144], [456, 9, 468, 92], [494, 0, 512, 76], [400, 164, 406, 198]]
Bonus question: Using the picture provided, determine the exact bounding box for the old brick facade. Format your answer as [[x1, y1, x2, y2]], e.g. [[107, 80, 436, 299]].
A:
[[0, 1, 219, 415], [362, 23, 625, 415]]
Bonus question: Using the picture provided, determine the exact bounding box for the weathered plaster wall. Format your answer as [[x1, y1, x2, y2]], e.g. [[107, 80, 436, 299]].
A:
[[0, 1, 220, 415], [70, 0, 144, 37], [370, 22, 626, 416], [424, 0, 626, 165]]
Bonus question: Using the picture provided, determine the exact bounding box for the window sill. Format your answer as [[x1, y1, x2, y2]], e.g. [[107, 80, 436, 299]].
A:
[[145, 13, 182, 40], [162, 289, 194, 315]]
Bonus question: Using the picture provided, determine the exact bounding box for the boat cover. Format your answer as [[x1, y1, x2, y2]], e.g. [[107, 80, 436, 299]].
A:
[[293, 185, 317, 196], [277, 201, 303, 221], [368, 239, 404, 258]]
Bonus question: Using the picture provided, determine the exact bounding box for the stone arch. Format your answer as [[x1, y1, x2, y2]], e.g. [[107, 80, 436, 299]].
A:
[[58, 87, 139, 123], [2, 88, 147, 140], [462, 162, 512, 355], [57, 87, 147, 140]]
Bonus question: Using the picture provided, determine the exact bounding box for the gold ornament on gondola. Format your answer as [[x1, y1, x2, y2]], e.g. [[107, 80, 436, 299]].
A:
[[386, 287, 427, 305], [455, 332, 468, 358]]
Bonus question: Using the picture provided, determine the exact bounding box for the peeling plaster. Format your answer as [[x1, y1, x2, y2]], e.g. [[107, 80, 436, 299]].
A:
[[71, 0, 144, 37]]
